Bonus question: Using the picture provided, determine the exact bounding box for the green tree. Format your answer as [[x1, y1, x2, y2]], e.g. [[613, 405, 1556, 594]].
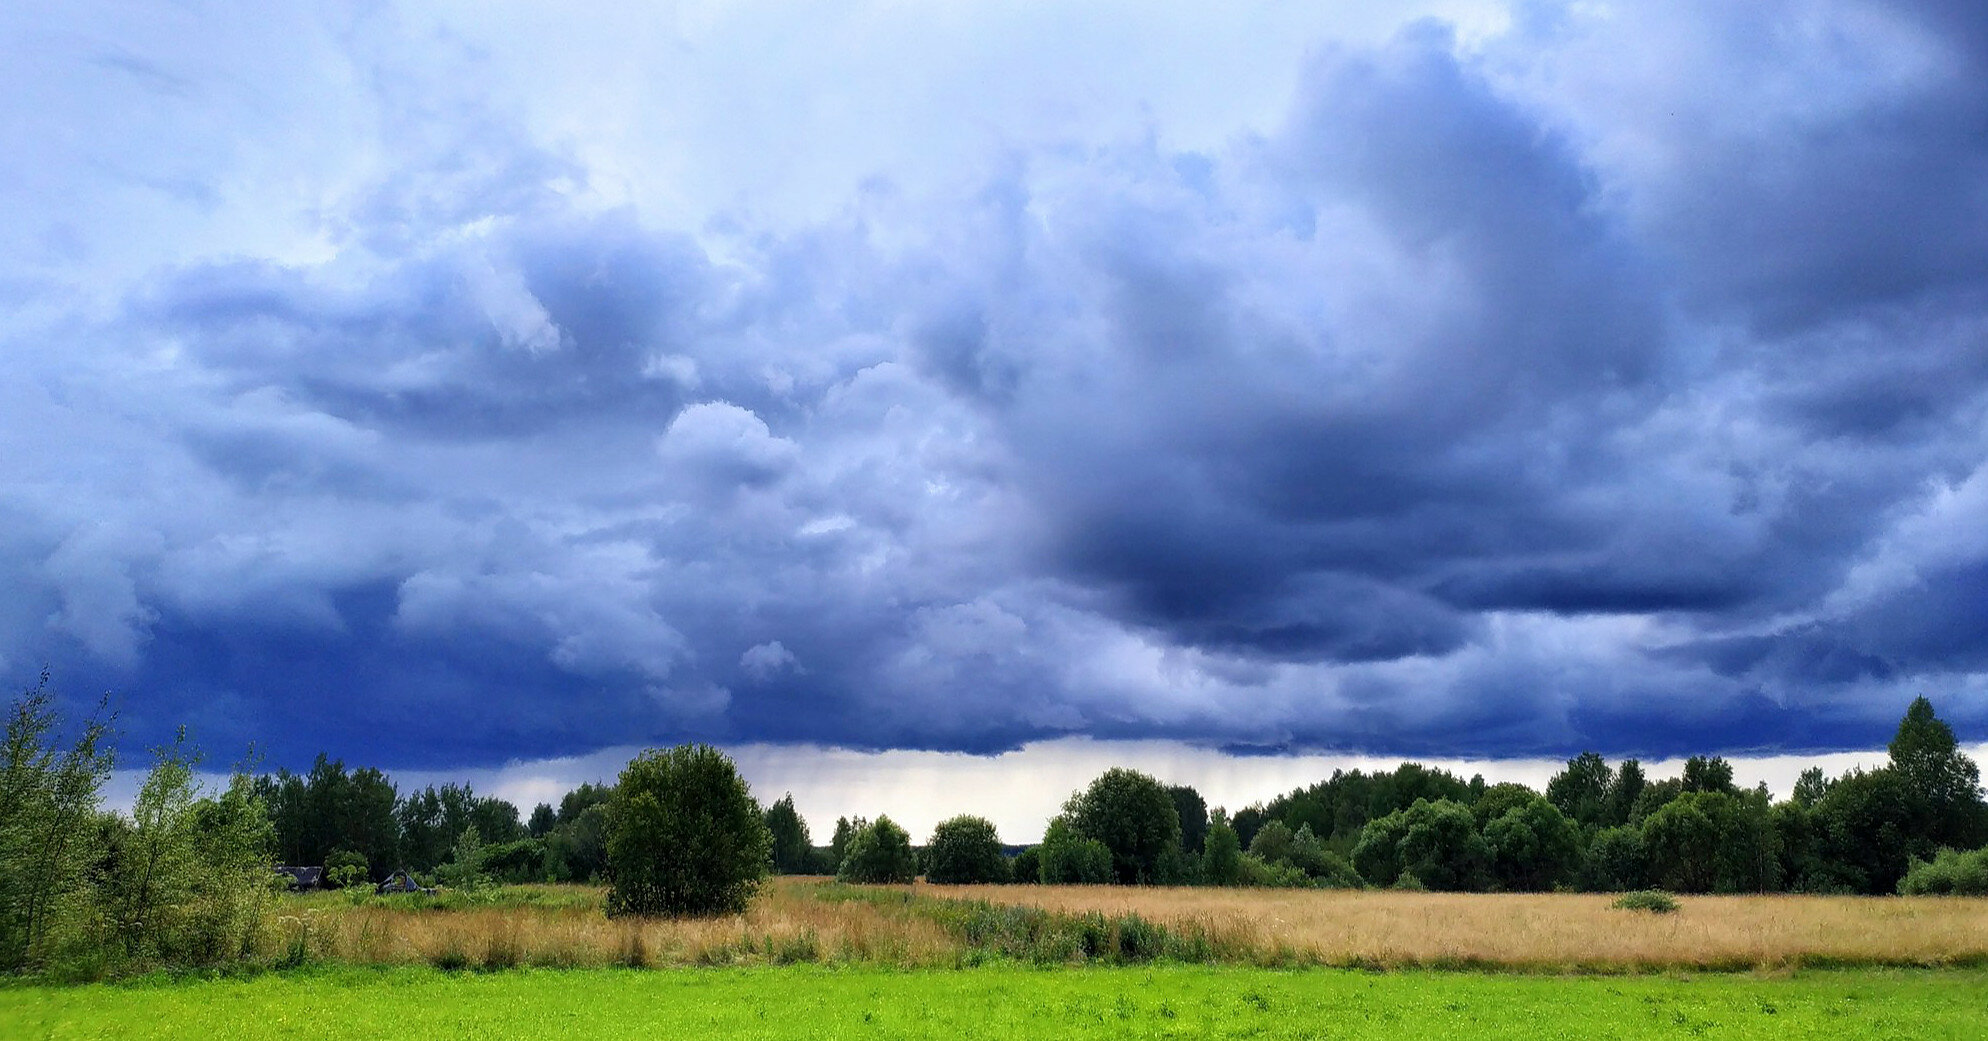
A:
[[1888, 696, 1988, 849], [1546, 752, 1613, 828], [1246, 820, 1295, 866], [1681, 756, 1737, 795], [925, 815, 1008, 884], [1199, 815, 1244, 886], [106, 729, 205, 959], [1604, 759, 1647, 828], [1169, 785, 1209, 855], [1576, 825, 1647, 891], [1037, 816, 1111, 884], [606, 745, 771, 917], [0, 673, 113, 972], [1065, 768, 1181, 884], [1812, 767, 1918, 894], [527, 803, 557, 839], [1352, 799, 1491, 891], [1483, 793, 1581, 891], [1009, 846, 1040, 885], [837, 816, 916, 884], [763, 794, 813, 875], [1791, 767, 1831, 809]]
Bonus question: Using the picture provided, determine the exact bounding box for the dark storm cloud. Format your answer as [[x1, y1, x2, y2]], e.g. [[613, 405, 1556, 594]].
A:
[[6, 1, 1988, 767]]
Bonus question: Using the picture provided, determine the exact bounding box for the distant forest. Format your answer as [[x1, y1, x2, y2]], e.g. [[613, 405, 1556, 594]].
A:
[[6, 676, 1987, 975]]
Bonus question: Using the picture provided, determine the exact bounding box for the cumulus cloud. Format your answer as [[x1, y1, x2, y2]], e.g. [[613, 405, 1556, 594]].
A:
[[3, 0, 1985, 768]]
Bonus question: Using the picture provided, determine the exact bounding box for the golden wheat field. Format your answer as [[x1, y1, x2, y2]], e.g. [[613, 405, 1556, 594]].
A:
[[927, 883, 1988, 969]]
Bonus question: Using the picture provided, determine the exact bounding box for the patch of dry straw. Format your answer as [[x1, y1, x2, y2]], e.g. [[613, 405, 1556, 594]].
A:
[[922, 884, 1988, 969]]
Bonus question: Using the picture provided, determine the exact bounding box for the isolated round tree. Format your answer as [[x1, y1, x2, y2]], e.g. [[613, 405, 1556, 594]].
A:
[[1067, 768, 1181, 883], [925, 815, 1009, 884], [606, 744, 771, 917], [836, 816, 916, 883]]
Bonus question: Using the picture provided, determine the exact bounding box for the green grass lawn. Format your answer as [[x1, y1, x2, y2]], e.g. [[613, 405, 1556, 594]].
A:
[[6, 964, 1982, 1040]]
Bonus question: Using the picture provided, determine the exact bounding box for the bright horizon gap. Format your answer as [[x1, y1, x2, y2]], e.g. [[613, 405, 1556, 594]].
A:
[[104, 736, 1985, 848]]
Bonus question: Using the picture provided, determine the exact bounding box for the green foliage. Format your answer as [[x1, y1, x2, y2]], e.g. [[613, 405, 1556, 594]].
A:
[[1246, 820, 1294, 865], [925, 815, 1008, 884], [1897, 845, 1988, 896], [837, 816, 916, 884], [1236, 853, 1309, 888], [101, 732, 278, 965], [433, 825, 488, 890], [1038, 817, 1112, 884], [763, 794, 813, 875], [1611, 890, 1680, 914], [1604, 759, 1646, 828], [1199, 817, 1243, 886], [606, 744, 771, 917], [1681, 756, 1737, 796], [1482, 794, 1581, 891], [1889, 696, 1988, 851], [1287, 825, 1361, 888], [1168, 785, 1209, 855], [1064, 768, 1182, 884], [1352, 798, 1491, 891], [1577, 825, 1648, 892], [324, 848, 369, 889], [1009, 846, 1040, 884], [526, 803, 556, 839], [1812, 767, 1919, 894], [1546, 752, 1613, 828], [0, 673, 114, 973], [1791, 767, 1831, 809], [1641, 790, 1780, 894]]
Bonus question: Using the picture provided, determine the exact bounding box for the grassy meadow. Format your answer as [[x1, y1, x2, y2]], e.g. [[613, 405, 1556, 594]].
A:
[[8, 963, 1988, 1040], [246, 878, 1988, 973]]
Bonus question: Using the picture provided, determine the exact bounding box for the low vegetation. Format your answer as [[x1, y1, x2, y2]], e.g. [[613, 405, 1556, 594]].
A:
[[11, 963, 1988, 1040]]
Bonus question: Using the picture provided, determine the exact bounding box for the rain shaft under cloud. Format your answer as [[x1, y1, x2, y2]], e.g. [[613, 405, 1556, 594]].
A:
[[3, 0, 1986, 768]]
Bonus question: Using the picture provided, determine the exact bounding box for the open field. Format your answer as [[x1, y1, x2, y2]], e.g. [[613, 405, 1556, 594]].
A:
[[8, 964, 1987, 1040], [925, 884, 1988, 971], [237, 879, 1988, 974]]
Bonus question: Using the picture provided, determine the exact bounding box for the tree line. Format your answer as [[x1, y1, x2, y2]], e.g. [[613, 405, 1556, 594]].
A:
[[800, 697, 1988, 898], [5, 668, 1986, 974]]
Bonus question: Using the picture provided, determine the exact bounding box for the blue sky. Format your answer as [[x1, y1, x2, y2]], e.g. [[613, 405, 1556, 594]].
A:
[[6, 0, 1988, 781]]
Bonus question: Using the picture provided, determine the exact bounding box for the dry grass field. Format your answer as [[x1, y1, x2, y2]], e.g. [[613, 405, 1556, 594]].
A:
[[925, 883, 1988, 970], [277, 880, 954, 969], [261, 878, 1988, 973]]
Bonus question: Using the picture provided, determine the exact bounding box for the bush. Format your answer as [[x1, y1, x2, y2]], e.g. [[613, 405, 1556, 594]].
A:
[[926, 815, 1009, 884], [1611, 890, 1679, 914], [1038, 817, 1112, 884], [837, 816, 916, 884], [1898, 846, 1988, 895], [324, 848, 369, 889], [606, 744, 772, 917]]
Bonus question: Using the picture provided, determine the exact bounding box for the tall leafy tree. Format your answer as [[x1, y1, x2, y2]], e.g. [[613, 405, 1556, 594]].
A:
[[1888, 696, 1988, 849], [1065, 768, 1181, 884], [1483, 793, 1581, 891], [925, 815, 1008, 884], [1169, 784, 1209, 855], [837, 816, 916, 884], [1546, 752, 1613, 828], [763, 794, 813, 874], [1604, 759, 1647, 827], [606, 745, 771, 918]]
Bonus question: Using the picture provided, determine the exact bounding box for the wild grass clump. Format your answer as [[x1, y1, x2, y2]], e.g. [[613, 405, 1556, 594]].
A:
[[1611, 891, 1680, 914]]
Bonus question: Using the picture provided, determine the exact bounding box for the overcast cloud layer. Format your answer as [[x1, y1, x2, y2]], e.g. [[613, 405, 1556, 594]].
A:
[[5, 0, 1987, 769]]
